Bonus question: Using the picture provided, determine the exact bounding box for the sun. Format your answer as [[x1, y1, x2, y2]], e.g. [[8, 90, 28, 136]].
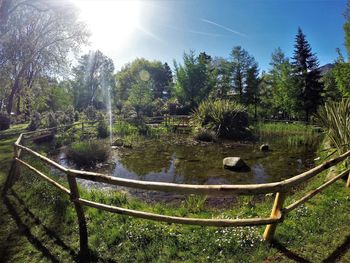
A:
[[74, 0, 141, 51]]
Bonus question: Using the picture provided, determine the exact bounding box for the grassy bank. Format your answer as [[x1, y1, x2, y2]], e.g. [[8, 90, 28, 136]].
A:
[[1, 125, 350, 262]]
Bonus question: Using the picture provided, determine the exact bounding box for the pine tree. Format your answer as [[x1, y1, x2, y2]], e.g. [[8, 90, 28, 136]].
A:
[[292, 27, 322, 121]]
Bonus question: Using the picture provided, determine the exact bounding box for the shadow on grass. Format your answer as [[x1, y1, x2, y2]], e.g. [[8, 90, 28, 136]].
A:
[[2, 190, 117, 263], [272, 237, 350, 263]]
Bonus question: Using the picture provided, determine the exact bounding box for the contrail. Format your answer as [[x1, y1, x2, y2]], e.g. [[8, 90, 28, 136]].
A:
[[163, 25, 225, 37], [201, 18, 248, 38]]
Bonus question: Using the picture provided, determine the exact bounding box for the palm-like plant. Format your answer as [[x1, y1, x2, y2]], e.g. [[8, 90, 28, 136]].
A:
[[315, 99, 350, 155], [192, 99, 249, 139]]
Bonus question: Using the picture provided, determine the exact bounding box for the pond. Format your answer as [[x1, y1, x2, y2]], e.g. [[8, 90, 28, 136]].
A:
[[56, 134, 319, 186]]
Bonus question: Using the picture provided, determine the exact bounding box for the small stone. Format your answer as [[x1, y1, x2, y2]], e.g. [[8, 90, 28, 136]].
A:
[[260, 144, 269, 151]]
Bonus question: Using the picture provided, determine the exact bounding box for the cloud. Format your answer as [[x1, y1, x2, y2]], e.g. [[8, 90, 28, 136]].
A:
[[201, 18, 247, 38]]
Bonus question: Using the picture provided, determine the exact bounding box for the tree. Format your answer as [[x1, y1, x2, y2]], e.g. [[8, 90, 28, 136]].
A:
[[115, 58, 172, 102], [211, 57, 231, 99], [245, 64, 260, 119], [127, 79, 153, 117], [292, 28, 322, 121], [333, 51, 350, 97], [0, 0, 89, 114], [268, 48, 299, 118], [72, 50, 115, 110], [173, 50, 214, 111], [230, 46, 258, 104]]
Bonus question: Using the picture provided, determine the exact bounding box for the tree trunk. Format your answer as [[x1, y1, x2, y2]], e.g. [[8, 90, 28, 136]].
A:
[[16, 95, 21, 115], [6, 88, 16, 114], [7, 77, 21, 115]]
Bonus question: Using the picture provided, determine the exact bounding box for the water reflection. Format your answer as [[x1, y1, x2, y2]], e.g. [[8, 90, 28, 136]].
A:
[[110, 135, 317, 185]]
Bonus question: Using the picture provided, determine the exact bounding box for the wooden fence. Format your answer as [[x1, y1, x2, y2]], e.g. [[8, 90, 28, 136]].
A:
[[2, 122, 350, 259]]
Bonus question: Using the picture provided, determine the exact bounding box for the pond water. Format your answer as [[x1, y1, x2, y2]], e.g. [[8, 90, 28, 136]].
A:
[[56, 134, 319, 186], [110, 135, 317, 185]]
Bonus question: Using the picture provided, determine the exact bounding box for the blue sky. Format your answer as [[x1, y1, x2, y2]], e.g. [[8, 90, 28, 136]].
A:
[[76, 0, 348, 72]]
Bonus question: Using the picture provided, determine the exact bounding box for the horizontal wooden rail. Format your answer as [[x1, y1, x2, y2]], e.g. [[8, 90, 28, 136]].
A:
[[284, 168, 350, 214], [15, 144, 68, 173], [77, 198, 280, 227], [15, 158, 70, 195], [69, 169, 284, 195]]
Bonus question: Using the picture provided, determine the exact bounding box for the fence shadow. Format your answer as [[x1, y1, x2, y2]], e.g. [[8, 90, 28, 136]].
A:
[[272, 236, 350, 263], [3, 190, 117, 263]]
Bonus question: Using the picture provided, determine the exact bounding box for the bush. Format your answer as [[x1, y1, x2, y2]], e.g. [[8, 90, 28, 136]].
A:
[[0, 112, 10, 131], [194, 128, 216, 142], [66, 140, 110, 167], [192, 99, 250, 139], [85, 105, 97, 121], [97, 120, 109, 138], [27, 111, 41, 131]]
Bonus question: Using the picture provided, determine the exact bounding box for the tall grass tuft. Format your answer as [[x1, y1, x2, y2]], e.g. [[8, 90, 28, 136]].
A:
[[315, 99, 350, 155], [66, 140, 110, 167], [192, 99, 250, 139]]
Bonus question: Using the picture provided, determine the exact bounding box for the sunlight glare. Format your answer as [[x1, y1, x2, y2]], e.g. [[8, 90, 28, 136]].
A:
[[74, 0, 141, 51]]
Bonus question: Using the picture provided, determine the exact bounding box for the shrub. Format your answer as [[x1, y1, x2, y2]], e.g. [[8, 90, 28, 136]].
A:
[[97, 120, 109, 138], [66, 140, 110, 167], [192, 99, 250, 139], [194, 128, 216, 142], [0, 112, 10, 131], [47, 112, 58, 128], [85, 105, 97, 121], [27, 111, 41, 131]]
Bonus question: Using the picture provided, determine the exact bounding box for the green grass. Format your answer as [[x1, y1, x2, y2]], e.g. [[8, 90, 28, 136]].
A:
[[0, 123, 350, 262]]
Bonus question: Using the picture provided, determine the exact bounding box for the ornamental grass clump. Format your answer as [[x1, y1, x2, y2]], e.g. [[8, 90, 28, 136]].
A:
[[315, 99, 350, 155], [192, 99, 250, 139], [66, 140, 110, 167]]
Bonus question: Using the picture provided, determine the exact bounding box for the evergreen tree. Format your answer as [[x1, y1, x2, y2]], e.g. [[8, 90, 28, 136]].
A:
[[292, 27, 322, 121]]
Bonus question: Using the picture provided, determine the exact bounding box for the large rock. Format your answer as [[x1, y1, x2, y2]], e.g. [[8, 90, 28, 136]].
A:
[[223, 157, 248, 171]]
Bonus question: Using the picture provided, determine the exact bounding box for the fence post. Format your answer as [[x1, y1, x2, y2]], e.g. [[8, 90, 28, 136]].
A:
[[2, 144, 21, 196], [66, 171, 89, 259], [263, 192, 286, 242], [346, 171, 350, 188]]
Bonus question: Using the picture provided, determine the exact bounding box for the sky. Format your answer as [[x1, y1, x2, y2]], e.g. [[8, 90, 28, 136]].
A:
[[73, 0, 348, 72]]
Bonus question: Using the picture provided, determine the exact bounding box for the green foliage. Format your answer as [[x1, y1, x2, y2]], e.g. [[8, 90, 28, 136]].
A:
[[267, 48, 300, 118], [292, 27, 323, 121], [315, 99, 350, 155], [97, 120, 109, 139], [127, 79, 153, 116], [27, 111, 41, 131], [0, 112, 10, 131], [321, 67, 342, 101], [113, 119, 139, 136], [192, 99, 249, 139], [115, 58, 172, 102], [84, 105, 97, 121], [333, 53, 350, 97], [230, 46, 259, 104], [72, 50, 115, 110], [173, 51, 215, 111], [66, 140, 110, 167], [193, 128, 216, 142]]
